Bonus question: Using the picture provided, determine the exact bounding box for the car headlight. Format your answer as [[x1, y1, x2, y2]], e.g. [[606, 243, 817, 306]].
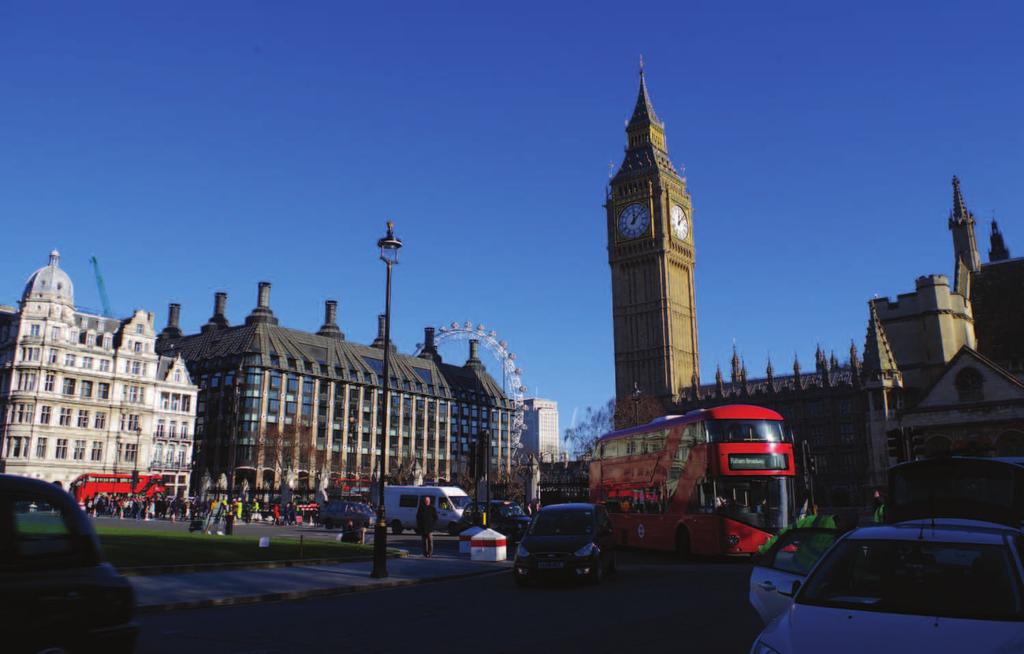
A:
[[750, 639, 782, 654], [574, 542, 596, 558], [515, 543, 531, 559]]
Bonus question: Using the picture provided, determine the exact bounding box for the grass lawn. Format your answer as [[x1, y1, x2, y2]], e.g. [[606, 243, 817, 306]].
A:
[[94, 525, 376, 569]]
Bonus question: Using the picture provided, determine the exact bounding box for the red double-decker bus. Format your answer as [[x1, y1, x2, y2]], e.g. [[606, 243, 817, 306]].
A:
[[69, 473, 167, 503], [589, 404, 796, 556]]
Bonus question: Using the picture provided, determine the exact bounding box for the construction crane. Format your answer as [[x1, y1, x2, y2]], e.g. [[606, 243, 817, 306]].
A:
[[89, 255, 113, 316]]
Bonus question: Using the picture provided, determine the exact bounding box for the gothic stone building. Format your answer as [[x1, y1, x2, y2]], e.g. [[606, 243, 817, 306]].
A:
[[155, 283, 513, 499], [605, 67, 1024, 507]]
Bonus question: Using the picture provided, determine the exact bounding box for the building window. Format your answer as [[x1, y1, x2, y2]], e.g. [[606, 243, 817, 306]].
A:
[[97, 383, 110, 400], [131, 361, 142, 376], [36, 437, 47, 458], [80, 380, 93, 399], [124, 443, 138, 463], [21, 347, 40, 361], [90, 441, 103, 461], [47, 349, 58, 364], [59, 408, 72, 426], [62, 378, 76, 396], [39, 405, 51, 424], [29, 323, 41, 336], [77, 410, 90, 428], [82, 356, 93, 369], [955, 367, 984, 402], [94, 412, 107, 429], [98, 359, 111, 372], [15, 403, 34, 423], [55, 439, 68, 459], [64, 353, 76, 367], [180, 423, 189, 440], [135, 324, 144, 335], [50, 326, 60, 340], [44, 373, 55, 392], [153, 443, 163, 464], [72, 439, 86, 460], [156, 419, 165, 437], [133, 341, 142, 353], [17, 372, 37, 391]]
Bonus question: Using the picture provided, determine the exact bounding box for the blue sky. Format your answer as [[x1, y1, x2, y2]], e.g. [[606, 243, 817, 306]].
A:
[[1, 2, 1022, 440]]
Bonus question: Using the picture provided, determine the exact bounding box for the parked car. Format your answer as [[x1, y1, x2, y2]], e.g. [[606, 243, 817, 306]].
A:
[[319, 500, 374, 530], [455, 500, 533, 539], [513, 503, 616, 587], [383, 486, 471, 535], [0, 474, 138, 652], [749, 521, 1024, 653]]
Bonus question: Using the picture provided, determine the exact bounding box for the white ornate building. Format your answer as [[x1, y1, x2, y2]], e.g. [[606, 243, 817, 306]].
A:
[[0, 250, 198, 496]]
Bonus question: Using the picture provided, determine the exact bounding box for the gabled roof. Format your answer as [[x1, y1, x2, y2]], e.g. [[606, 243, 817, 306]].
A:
[[911, 346, 1024, 410]]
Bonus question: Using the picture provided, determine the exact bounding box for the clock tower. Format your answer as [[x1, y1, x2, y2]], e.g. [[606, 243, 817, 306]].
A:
[[606, 64, 698, 402]]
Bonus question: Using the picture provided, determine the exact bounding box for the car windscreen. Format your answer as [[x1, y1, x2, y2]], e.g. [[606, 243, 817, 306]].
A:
[[499, 503, 525, 518], [530, 510, 593, 536], [449, 495, 471, 510], [798, 539, 1024, 621]]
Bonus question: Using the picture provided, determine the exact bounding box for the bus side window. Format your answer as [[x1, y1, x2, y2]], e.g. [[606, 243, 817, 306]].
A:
[[694, 480, 715, 513]]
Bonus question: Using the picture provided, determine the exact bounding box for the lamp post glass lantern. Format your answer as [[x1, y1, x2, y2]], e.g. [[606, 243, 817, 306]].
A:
[[372, 221, 402, 579]]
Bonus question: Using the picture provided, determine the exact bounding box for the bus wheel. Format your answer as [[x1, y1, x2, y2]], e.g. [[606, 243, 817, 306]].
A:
[[391, 520, 403, 535], [675, 527, 691, 561]]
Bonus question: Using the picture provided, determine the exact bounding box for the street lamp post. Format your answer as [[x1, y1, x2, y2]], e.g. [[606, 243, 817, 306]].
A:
[[371, 221, 402, 579]]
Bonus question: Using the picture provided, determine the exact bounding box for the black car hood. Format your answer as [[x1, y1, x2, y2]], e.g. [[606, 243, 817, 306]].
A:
[[520, 534, 591, 553]]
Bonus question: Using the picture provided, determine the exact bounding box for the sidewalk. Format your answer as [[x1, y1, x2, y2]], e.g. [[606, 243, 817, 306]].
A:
[[131, 555, 511, 613]]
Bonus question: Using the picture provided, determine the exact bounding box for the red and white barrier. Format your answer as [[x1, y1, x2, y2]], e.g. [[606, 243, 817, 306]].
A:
[[459, 526, 483, 555], [470, 528, 507, 562]]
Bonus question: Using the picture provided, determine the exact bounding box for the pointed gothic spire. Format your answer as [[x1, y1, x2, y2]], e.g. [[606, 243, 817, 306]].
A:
[[730, 345, 742, 383], [766, 356, 775, 380], [990, 219, 1010, 262], [849, 339, 860, 367], [951, 175, 970, 224], [829, 350, 839, 371], [862, 301, 899, 379], [715, 364, 725, 398], [793, 354, 801, 377], [628, 56, 662, 130]]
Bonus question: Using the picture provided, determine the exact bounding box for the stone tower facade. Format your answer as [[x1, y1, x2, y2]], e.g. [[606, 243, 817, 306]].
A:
[[606, 64, 698, 401]]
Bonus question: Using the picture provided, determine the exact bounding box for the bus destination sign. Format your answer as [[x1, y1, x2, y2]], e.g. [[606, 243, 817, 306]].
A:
[[728, 453, 789, 471]]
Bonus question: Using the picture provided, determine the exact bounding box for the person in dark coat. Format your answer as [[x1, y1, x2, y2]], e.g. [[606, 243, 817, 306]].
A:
[[416, 496, 438, 557]]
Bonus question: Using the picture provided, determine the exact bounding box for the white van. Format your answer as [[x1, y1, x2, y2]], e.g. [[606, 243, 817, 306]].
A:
[[383, 485, 471, 535]]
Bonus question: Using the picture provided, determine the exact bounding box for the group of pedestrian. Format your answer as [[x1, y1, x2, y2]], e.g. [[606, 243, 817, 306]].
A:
[[84, 494, 197, 521]]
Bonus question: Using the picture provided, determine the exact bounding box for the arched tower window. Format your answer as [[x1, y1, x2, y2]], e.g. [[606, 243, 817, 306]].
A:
[[955, 367, 984, 402]]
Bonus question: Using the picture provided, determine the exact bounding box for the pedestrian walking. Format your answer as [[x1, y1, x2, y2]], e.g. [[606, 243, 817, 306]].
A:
[[416, 496, 438, 558]]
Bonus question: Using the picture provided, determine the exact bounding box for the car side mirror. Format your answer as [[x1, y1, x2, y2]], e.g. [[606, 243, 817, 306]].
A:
[[779, 580, 801, 597]]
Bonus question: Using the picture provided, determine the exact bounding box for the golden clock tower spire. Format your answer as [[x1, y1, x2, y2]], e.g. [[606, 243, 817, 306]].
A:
[[606, 64, 699, 403]]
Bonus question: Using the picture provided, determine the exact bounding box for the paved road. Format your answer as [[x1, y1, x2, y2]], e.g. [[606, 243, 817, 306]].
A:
[[137, 550, 763, 654]]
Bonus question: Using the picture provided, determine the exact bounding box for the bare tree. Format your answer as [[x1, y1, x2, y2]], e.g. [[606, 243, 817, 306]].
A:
[[564, 399, 615, 459]]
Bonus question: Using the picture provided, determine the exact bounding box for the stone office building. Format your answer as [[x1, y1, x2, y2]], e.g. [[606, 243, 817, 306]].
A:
[[155, 283, 513, 499], [0, 251, 198, 495]]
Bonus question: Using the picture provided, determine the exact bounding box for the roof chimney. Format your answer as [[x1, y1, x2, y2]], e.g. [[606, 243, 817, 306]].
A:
[[317, 299, 344, 339], [371, 314, 387, 349], [201, 291, 230, 332], [465, 338, 484, 370], [159, 303, 183, 340], [419, 326, 440, 363], [245, 281, 279, 326]]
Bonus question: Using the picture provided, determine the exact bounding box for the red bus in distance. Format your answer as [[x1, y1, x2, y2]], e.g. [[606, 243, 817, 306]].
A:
[[589, 404, 796, 556], [69, 473, 167, 504]]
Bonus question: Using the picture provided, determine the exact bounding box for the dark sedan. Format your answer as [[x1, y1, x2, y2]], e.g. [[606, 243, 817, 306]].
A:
[[513, 503, 616, 586], [454, 500, 533, 540], [319, 500, 374, 530], [0, 474, 138, 652]]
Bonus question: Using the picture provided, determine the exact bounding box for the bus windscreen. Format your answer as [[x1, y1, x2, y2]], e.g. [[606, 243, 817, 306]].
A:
[[706, 419, 784, 443]]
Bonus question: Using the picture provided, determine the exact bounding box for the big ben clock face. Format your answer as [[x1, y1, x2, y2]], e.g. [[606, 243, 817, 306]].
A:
[[618, 203, 651, 239], [671, 204, 689, 240]]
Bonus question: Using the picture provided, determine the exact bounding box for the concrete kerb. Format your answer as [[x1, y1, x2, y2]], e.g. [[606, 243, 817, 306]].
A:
[[119, 550, 408, 577], [135, 564, 510, 614]]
